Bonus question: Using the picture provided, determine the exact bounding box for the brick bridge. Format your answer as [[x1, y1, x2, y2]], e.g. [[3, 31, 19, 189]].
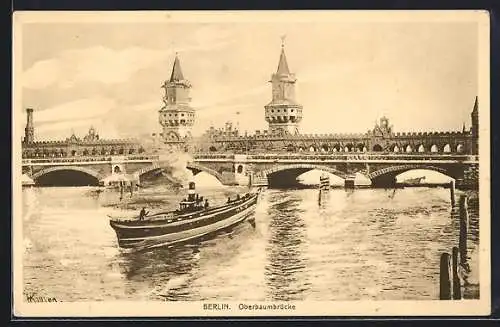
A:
[[21, 152, 479, 189]]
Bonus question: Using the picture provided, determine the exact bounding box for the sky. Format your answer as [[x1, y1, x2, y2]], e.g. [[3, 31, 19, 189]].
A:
[[18, 16, 479, 140]]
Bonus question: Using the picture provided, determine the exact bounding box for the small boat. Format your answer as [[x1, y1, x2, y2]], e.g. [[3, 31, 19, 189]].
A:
[[109, 182, 260, 251], [403, 176, 426, 185]]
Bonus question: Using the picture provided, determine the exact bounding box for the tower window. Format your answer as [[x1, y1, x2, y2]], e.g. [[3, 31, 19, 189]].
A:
[[181, 113, 184, 116], [291, 109, 294, 112]]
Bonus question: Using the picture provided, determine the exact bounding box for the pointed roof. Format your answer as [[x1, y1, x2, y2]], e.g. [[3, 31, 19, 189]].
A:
[[276, 45, 290, 75], [472, 96, 478, 114], [169, 54, 185, 82]]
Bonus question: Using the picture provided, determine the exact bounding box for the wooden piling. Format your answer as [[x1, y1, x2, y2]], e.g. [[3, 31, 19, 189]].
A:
[[344, 178, 355, 189], [452, 246, 462, 300], [459, 194, 469, 265], [449, 180, 456, 206], [440, 253, 452, 300]]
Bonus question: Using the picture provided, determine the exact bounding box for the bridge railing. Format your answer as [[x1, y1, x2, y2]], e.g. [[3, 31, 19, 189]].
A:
[[22, 154, 160, 165], [192, 153, 478, 161]]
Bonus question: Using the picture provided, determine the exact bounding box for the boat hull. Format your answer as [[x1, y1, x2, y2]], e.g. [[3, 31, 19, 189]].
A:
[[110, 194, 258, 251]]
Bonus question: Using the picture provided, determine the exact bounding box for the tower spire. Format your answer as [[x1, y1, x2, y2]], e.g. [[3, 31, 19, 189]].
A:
[[276, 35, 290, 75], [169, 53, 185, 82], [472, 95, 478, 114]]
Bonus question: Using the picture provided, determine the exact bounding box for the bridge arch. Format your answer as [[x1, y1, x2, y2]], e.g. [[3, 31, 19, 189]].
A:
[[260, 164, 350, 181], [31, 166, 103, 186], [186, 162, 225, 183], [368, 164, 456, 187]]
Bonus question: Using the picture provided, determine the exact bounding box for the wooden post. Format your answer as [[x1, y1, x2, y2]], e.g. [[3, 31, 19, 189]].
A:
[[452, 246, 462, 299], [449, 180, 456, 206], [440, 252, 452, 300], [459, 194, 469, 265], [344, 177, 355, 189]]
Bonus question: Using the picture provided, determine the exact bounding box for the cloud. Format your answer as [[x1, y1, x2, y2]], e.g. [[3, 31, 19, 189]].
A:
[[33, 97, 117, 122], [23, 46, 170, 90]]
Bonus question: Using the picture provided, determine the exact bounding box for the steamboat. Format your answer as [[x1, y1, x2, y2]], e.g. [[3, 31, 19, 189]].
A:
[[109, 182, 260, 251]]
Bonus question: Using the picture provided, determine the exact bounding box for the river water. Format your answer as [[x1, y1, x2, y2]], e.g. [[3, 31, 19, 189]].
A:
[[21, 185, 479, 302]]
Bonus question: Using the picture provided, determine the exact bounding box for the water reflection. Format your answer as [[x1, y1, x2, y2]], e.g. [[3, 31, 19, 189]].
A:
[[264, 192, 310, 301]]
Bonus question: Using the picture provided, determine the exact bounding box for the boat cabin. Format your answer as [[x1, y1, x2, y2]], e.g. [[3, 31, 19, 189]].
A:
[[177, 182, 208, 212]]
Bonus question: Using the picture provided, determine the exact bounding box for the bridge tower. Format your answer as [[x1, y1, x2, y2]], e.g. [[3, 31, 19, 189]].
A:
[[24, 108, 34, 144], [471, 96, 478, 155], [159, 54, 195, 142], [264, 37, 303, 136]]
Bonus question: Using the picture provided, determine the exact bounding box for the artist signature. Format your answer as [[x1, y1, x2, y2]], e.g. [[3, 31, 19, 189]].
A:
[[24, 292, 58, 303]]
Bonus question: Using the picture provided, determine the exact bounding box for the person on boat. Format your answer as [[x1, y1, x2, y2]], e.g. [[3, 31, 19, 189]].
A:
[[236, 194, 240, 201], [139, 207, 149, 220], [204, 199, 209, 209], [227, 197, 231, 203]]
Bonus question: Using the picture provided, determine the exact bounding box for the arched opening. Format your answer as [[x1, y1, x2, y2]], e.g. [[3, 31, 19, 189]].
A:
[[443, 144, 451, 153], [209, 146, 217, 152], [395, 169, 454, 184], [36, 170, 100, 187], [309, 146, 316, 152], [118, 148, 124, 155], [417, 144, 425, 153], [405, 145, 413, 153], [91, 148, 98, 155], [267, 167, 346, 189], [110, 148, 116, 155], [345, 144, 353, 152], [298, 147, 304, 152], [356, 143, 365, 152], [371, 167, 454, 188], [237, 165, 243, 174], [296, 169, 346, 188], [372, 144, 383, 152], [82, 149, 89, 156], [321, 144, 329, 152], [114, 166, 121, 174], [456, 144, 464, 153], [101, 148, 107, 155], [286, 144, 295, 152], [430, 144, 438, 153], [393, 145, 400, 153], [192, 171, 224, 188], [129, 148, 135, 154], [138, 147, 145, 154], [71, 150, 77, 156]]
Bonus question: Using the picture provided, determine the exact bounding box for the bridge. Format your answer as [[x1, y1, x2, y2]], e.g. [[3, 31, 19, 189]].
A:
[[21, 152, 479, 189]]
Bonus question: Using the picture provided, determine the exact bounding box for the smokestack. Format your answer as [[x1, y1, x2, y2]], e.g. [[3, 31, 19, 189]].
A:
[[24, 108, 34, 144]]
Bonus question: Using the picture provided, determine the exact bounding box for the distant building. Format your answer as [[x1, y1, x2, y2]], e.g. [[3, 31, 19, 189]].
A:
[[21, 111, 144, 158]]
